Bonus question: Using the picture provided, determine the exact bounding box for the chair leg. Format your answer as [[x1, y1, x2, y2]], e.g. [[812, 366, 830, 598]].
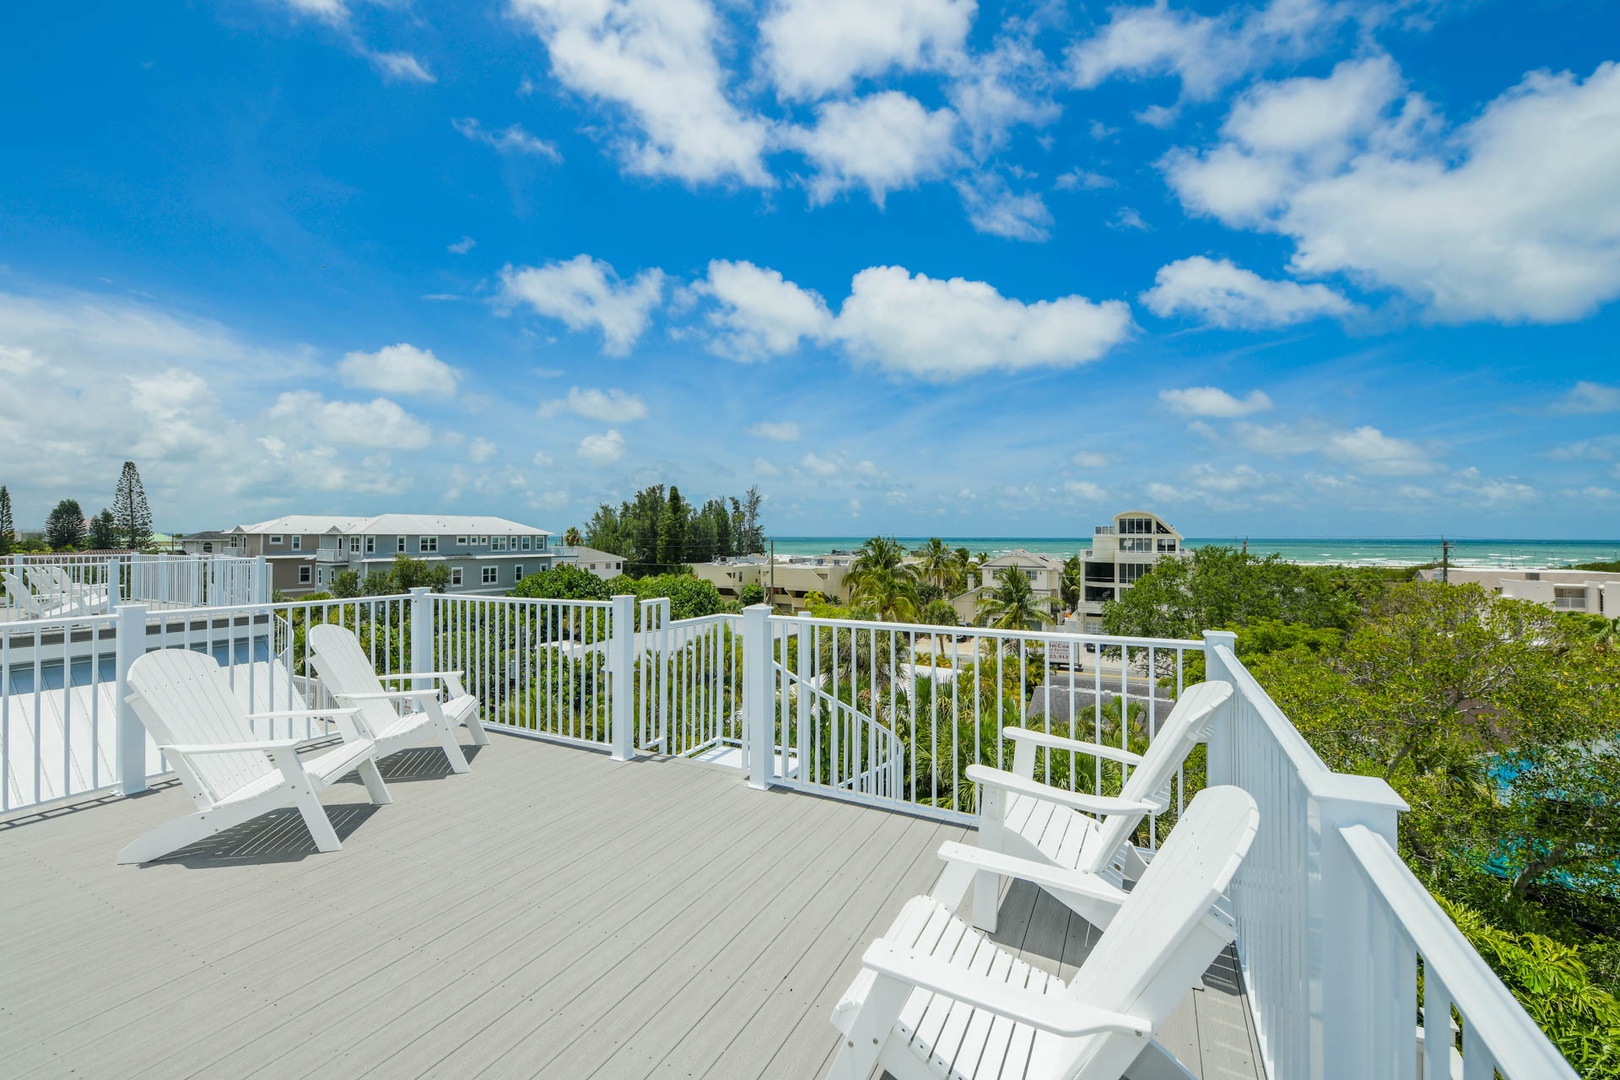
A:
[[291, 786, 343, 852], [438, 723, 471, 774], [357, 758, 393, 805], [464, 712, 490, 746], [117, 811, 219, 864]]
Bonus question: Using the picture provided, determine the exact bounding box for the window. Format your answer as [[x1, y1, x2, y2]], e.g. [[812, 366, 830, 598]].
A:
[[451, 568, 463, 587], [478, 536, 488, 546], [1121, 537, 1153, 553], [420, 536, 438, 553], [229, 536, 239, 548], [456, 536, 468, 546], [201, 542, 213, 553], [1025, 570, 1037, 581], [493, 537, 507, 552], [397, 537, 406, 553], [521, 536, 532, 551], [299, 565, 312, 584], [269, 535, 283, 546], [349, 537, 361, 553], [291, 536, 301, 551], [317, 568, 325, 585], [514, 565, 524, 582], [365, 536, 375, 554], [1157, 539, 1177, 553], [1118, 563, 1151, 584], [482, 566, 498, 584]]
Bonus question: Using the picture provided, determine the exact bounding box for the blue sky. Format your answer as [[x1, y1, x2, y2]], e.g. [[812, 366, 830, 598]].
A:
[[2, 0, 1618, 538]]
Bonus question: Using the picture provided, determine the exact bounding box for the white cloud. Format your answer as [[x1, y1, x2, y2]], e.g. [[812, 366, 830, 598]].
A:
[[277, 0, 348, 22], [1324, 425, 1437, 476], [1447, 467, 1536, 506], [268, 391, 433, 449], [1553, 381, 1620, 414], [508, 0, 771, 186], [1141, 256, 1355, 327], [367, 51, 435, 84], [761, 0, 974, 100], [578, 429, 626, 465], [452, 117, 562, 161], [540, 386, 649, 423], [0, 345, 44, 374], [339, 343, 460, 396], [498, 255, 665, 355], [948, 32, 1060, 157], [789, 92, 959, 207], [1071, 451, 1113, 468], [800, 451, 840, 477], [1160, 385, 1274, 418], [448, 236, 477, 254], [834, 265, 1134, 380], [956, 173, 1053, 242], [694, 260, 833, 360], [1064, 479, 1106, 500], [753, 457, 782, 477], [1168, 58, 1620, 322], [748, 421, 800, 442], [468, 437, 498, 463], [532, 450, 556, 467], [1054, 168, 1115, 191]]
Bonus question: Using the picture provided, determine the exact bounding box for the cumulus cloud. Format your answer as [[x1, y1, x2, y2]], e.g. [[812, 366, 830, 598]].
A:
[[1141, 256, 1355, 327], [1071, 451, 1113, 468], [833, 265, 1134, 380], [748, 421, 801, 441], [452, 117, 561, 161], [1064, 479, 1107, 500], [339, 343, 460, 395], [1553, 381, 1620, 414], [508, 0, 771, 186], [694, 260, 833, 360], [1160, 385, 1274, 418], [498, 255, 665, 354], [948, 31, 1061, 157], [268, 391, 433, 449], [368, 51, 435, 84], [468, 437, 498, 463], [578, 429, 626, 465], [448, 236, 476, 254], [760, 0, 974, 100], [956, 173, 1053, 242], [800, 451, 840, 477], [1229, 419, 1439, 475], [540, 386, 649, 423], [1167, 57, 1620, 322], [789, 92, 959, 206]]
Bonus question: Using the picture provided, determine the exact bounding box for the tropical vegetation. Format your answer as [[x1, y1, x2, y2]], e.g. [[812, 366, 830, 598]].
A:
[[577, 483, 764, 575]]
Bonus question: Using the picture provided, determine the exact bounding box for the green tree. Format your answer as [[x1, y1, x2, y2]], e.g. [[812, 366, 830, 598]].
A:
[[609, 572, 725, 620], [378, 554, 450, 593], [976, 565, 1052, 631], [88, 509, 118, 550], [330, 569, 361, 598], [846, 537, 921, 622], [1060, 554, 1085, 612], [740, 581, 765, 606], [737, 485, 765, 554], [914, 538, 964, 597], [562, 526, 583, 547], [113, 461, 154, 550], [512, 563, 612, 603], [656, 485, 689, 569], [45, 499, 86, 549], [0, 485, 15, 555]]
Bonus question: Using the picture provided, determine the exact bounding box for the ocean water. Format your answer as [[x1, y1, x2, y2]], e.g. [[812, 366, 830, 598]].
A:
[[767, 536, 1620, 569]]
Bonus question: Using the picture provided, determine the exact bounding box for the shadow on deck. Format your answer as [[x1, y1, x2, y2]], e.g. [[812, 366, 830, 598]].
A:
[[0, 733, 1261, 1080]]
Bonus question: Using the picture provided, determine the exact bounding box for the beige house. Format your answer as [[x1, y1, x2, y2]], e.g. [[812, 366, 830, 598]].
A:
[[1415, 566, 1620, 617], [950, 549, 1067, 623], [693, 554, 853, 613]]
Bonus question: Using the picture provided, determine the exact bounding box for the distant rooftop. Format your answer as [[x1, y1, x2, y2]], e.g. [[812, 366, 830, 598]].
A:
[[233, 514, 551, 537]]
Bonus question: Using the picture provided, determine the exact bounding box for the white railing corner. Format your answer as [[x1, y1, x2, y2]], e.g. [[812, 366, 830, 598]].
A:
[[114, 602, 149, 795], [741, 603, 773, 790], [409, 588, 434, 693], [609, 594, 636, 761], [1202, 629, 1238, 785]]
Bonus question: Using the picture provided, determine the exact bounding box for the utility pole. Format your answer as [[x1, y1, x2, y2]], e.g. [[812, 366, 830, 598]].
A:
[[1441, 536, 1450, 584]]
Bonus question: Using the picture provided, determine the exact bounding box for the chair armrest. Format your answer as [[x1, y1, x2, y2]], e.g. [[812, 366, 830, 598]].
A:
[[158, 738, 308, 755], [1004, 726, 1143, 767], [331, 689, 434, 702], [860, 939, 1149, 1037], [935, 841, 1128, 910], [966, 765, 1158, 817], [243, 707, 361, 721], [377, 670, 465, 684]]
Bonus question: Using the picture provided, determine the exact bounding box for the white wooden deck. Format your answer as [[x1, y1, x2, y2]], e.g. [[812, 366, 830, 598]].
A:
[[0, 734, 1263, 1079]]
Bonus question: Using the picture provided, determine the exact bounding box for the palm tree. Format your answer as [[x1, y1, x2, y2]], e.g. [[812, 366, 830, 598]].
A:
[[1060, 554, 1085, 613], [976, 565, 1053, 632], [847, 536, 921, 622], [562, 526, 584, 547], [913, 538, 964, 598]]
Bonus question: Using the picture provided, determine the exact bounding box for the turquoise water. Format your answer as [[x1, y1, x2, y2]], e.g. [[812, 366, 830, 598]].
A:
[[767, 536, 1620, 569]]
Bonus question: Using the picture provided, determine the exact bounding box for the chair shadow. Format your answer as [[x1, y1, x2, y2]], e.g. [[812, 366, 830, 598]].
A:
[[336, 742, 486, 783], [159, 803, 383, 867]]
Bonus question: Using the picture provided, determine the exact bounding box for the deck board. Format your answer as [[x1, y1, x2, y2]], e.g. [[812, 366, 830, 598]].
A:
[[0, 732, 1262, 1080]]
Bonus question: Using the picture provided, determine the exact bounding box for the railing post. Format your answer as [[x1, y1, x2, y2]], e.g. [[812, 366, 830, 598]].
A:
[[252, 555, 269, 604], [742, 603, 773, 790], [115, 603, 149, 795], [609, 594, 636, 761], [1202, 630, 1238, 786], [408, 588, 434, 691], [1310, 775, 1407, 1080]]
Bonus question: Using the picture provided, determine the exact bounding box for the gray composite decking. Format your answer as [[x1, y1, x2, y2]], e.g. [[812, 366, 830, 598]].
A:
[[0, 733, 1263, 1080]]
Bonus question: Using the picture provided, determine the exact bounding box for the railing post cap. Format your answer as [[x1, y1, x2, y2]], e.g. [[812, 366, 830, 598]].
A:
[[1202, 629, 1237, 646], [409, 586, 432, 597]]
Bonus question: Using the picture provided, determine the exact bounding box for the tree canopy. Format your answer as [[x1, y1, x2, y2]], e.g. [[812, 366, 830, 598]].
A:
[[584, 483, 762, 574], [88, 509, 118, 550], [0, 486, 13, 556], [113, 461, 153, 550], [45, 499, 85, 550]]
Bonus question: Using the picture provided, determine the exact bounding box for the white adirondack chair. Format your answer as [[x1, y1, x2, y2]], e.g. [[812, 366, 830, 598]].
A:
[[968, 680, 1232, 932], [828, 785, 1259, 1080], [29, 564, 111, 614], [119, 649, 392, 864], [3, 571, 82, 619], [307, 624, 488, 774]]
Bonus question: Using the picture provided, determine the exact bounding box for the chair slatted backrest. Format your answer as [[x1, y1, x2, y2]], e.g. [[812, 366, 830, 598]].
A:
[[1081, 680, 1232, 874], [3, 572, 46, 616], [307, 625, 400, 737], [36, 564, 74, 594], [1056, 785, 1259, 1078], [128, 649, 273, 803]]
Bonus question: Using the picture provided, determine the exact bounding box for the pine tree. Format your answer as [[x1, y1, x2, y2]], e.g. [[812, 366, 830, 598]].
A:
[[0, 485, 13, 555], [89, 509, 118, 550], [113, 461, 153, 551], [45, 499, 86, 550]]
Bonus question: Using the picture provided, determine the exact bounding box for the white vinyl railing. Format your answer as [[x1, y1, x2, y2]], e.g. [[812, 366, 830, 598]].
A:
[[634, 600, 741, 758], [1204, 636, 1576, 1080], [2, 553, 265, 618], [744, 608, 1203, 829]]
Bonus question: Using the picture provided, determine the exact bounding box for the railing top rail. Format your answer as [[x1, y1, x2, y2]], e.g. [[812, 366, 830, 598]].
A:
[[0, 611, 120, 633], [146, 593, 417, 621], [665, 612, 743, 629], [1340, 824, 1580, 1080], [437, 593, 614, 609], [1213, 642, 1334, 783], [767, 611, 1204, 652]]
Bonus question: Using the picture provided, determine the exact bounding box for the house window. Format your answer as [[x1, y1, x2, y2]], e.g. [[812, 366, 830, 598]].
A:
[[299, 565, 312, 584], [230, 536, 239, 548], [420, 536, 438, 553], [269, 535, 283, 546], [482, 566, 498, 584], [1118, 563, 1151, 584], [397, 537, 407, 553], [492, 537, 507, 552], [514, 565, 524, 582], [478, 536, 488, 546], [365, 536, 375, 554], [451, 568, 463, 587], [291, 536, 301, 551], [349, 537, 361, 553], [1025, 570, 1037, 581], [521, 536, 532, 551], [201, 542, 213, 553]]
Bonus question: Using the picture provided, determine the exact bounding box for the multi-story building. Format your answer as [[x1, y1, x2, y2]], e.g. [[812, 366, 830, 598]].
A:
[[1415, 567, 1620, 617], [693, 554, 853, 613], [226, 514, 557, 596], [950, 549, 1068, 623], [1075, 511, 1189, 632]]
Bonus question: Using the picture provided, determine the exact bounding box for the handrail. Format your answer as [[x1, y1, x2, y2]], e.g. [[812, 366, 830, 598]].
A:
[[767, 611, 1204, 652], [1341, 825, 1579, 1080]]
